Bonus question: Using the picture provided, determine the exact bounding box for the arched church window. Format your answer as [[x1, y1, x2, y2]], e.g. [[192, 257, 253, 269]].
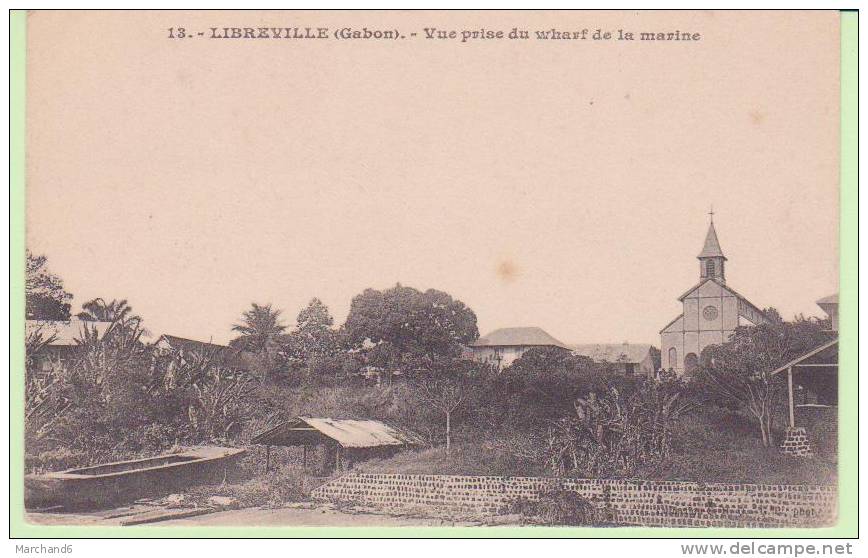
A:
[[668, 347, 677, 368], [684, 353, 699, 374], [706, 259, 715, 277]]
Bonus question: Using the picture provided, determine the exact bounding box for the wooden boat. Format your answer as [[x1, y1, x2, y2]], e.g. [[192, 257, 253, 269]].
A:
[[25, 446, 246, 510]]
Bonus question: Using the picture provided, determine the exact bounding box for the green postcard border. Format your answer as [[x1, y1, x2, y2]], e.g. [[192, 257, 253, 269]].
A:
[[8, 10, 858, 538]]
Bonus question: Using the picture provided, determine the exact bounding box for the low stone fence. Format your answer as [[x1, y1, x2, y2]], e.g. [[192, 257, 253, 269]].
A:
[[311, 474, 837, 528]]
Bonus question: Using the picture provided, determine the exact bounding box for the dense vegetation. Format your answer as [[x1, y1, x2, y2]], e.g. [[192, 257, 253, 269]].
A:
[[25, 253, 836, 492]]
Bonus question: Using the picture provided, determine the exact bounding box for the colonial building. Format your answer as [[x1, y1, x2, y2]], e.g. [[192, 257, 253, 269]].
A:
[[468, 326, 571, 370], [816, 293, 838, 331], [25, 318, 114, 371], [153, 334, 252, 371], [660, 217, 767, 375], [570, 343, 657, 377]]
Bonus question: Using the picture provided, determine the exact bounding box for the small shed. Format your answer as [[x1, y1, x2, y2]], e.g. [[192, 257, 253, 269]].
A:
[[771, 338, 839, 424], [250, 417, 422, 473], [770, 338, 838, 456]]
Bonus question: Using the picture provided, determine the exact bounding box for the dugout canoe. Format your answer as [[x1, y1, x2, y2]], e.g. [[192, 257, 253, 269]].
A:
[[25, 446, 246, 510]]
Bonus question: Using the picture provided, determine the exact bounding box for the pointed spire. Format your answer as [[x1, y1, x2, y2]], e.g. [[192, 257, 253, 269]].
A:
[[697, 218, 726, 260]]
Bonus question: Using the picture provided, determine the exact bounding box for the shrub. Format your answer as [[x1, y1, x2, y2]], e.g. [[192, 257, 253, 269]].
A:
[[512, 489, 601, 526], [184, 462, 317, 508], [543, 378, 690, 477]]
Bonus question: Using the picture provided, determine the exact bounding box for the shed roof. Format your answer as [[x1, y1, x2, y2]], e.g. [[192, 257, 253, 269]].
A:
[[251, 417, 423, 448], [25, 319, 114, 346], [470, 327, 570, 350], [570, 343, 653, 364], [770, 339, 838, 376]]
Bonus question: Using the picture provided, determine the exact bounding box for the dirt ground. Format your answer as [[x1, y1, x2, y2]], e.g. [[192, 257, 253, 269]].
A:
[[26, 502, 485, 528]]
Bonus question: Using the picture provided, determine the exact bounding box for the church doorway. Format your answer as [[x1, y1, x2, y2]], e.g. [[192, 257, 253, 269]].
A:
[[684, 353, 699, 375]]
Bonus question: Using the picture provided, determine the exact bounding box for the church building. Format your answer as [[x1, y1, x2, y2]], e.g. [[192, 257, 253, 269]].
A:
[[660, 217, 767, 375]]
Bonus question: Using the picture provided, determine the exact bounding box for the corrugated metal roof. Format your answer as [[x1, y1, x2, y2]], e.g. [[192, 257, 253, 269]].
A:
[[25, 319, 113, 346], [470, 327, 570, 350], [570, 343, 653, 364], [251, 417, 423, 448]]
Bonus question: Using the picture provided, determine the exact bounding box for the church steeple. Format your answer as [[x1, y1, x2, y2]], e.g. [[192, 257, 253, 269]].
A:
[[698, 209, 727, 282]]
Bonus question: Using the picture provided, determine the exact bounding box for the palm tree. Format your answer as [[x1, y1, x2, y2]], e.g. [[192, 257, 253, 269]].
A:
[[77, 298, 146, 336], [77, 298, 138, 323], [231, 303, 287, 353]]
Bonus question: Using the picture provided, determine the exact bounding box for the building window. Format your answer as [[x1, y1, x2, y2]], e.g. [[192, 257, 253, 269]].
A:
[[703, 305, 719, 321], [706, 259, 715, 277], [668, 347, 677, 369], [684, 353, 699, 374]]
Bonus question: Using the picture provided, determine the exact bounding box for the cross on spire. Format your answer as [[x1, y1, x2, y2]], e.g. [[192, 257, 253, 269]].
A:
[[708, 205, 715, 224]]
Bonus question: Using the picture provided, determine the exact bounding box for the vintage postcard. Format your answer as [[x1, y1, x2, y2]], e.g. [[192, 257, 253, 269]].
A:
[[11, 9, 857, 538]]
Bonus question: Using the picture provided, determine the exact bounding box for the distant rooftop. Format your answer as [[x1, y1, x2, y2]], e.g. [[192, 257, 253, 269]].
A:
[[471, 327, 570, 350], [25, 318, 113, 345], [570, 343, 653, 364], [155, 334, 230, 352]]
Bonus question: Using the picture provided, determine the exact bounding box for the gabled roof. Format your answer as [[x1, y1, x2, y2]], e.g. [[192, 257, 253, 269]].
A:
[[698, 221, 726, 259], [155, 334, 229, 354], [676, 278, 766, 318], [25, 319, 114, 346], [155, 334, 252, 370], [470, 327, 570, 350], [659, 314, 684, 334], [770, 339, 838, 376], [570, 343, 653, 364], [816, 294, 838, 305], [251, 417, 423, 448]]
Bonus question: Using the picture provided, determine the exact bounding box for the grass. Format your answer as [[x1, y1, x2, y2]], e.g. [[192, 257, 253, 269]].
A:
[[356, 406, 837, 486], [183, 464, 320, 508], [356, 442, 548, 477], [165, 447, 333, 509]]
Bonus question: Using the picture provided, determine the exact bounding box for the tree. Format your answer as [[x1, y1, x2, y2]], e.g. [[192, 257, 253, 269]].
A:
[[230, 303, 287, 352], [26, 250, 72, 320], [344, 284, 479, 375], [411, 360, 487, 455], [230, 303, 288, 383], [77, 298, 142, 328], [492, 347, 640, 429], [290, 298, 338, 361], [698, 309, 831, 447]]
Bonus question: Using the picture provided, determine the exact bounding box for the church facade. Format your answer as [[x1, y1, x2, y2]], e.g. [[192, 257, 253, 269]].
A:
[[660, 219, 767, 375]]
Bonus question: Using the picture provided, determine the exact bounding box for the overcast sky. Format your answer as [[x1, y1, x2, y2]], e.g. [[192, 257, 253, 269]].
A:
[[26, 10, 840, 345]]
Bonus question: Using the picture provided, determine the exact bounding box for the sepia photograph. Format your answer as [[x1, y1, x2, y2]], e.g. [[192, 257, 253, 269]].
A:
[[11, 8, 856, 537]]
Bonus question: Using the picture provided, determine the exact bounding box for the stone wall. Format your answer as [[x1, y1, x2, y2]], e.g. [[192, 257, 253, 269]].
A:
[[781, 427, 814, 456], [311, 474, 837, 528]]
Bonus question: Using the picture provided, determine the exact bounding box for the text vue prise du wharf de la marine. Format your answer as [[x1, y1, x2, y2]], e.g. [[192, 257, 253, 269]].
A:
[[166, 26, 703, 43]]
